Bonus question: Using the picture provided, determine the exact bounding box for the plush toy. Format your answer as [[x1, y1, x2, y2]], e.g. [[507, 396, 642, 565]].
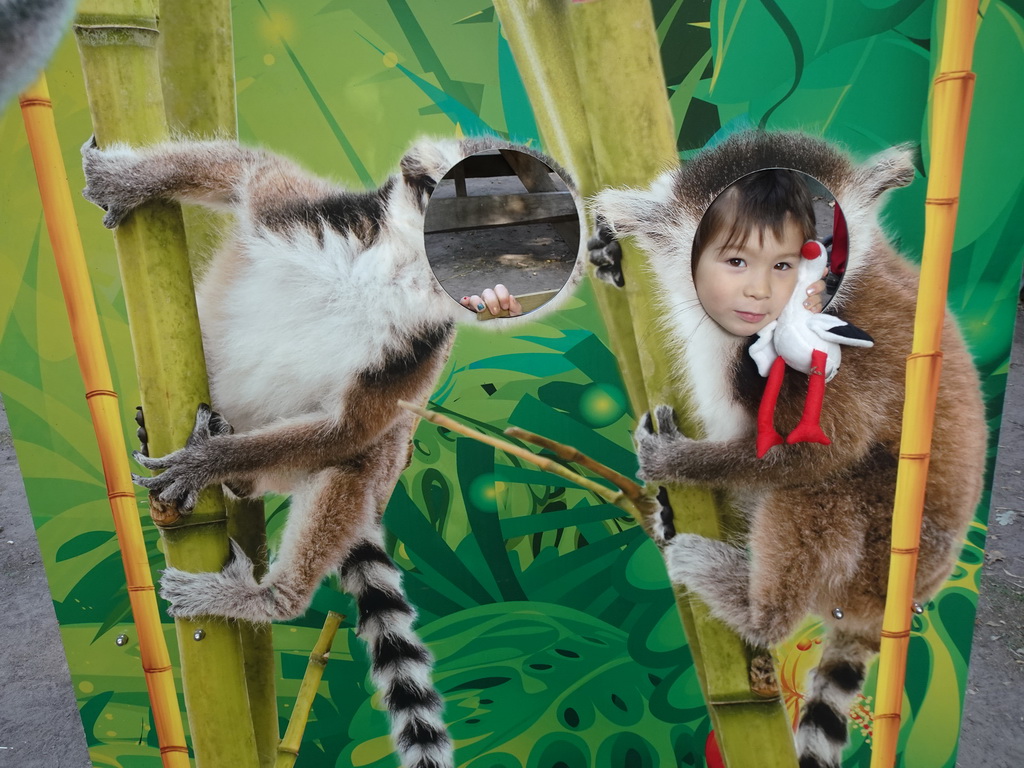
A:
[[749, 240, 874, 457]]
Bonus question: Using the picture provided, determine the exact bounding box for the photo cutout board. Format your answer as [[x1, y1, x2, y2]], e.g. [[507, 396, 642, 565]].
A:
[[0, 2, 1022, 768]]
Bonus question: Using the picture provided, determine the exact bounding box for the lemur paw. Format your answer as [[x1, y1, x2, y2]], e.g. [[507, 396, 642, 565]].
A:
[[132, 404, 221, 513], [81, 137, 143, 229], [587, 216, 624, 287], [634, 405, 690, 483]]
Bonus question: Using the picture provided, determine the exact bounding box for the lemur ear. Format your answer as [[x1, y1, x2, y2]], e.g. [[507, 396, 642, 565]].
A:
[[400, 137, 463, 192], [856, 143, 917, 200]]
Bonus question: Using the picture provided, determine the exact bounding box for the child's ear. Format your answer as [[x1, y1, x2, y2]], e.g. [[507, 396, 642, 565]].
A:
[[855, 143, 917, 200]]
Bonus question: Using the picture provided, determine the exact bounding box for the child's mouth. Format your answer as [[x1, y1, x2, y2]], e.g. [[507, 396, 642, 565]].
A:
[[735, 311, 767, 324]]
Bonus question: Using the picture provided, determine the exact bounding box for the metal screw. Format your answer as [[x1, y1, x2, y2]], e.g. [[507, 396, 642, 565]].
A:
[[115, 634, 129, 647], [193, 629, 206, 641], [912, 602, 925, 615], [832, 608, 844, 620]]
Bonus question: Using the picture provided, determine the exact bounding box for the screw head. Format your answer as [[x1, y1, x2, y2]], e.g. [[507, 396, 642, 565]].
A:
[[193, 628, 206, 641], [832, 608, 844, 620], [115, 633, 129, 647], [912, 601, 925, 615]]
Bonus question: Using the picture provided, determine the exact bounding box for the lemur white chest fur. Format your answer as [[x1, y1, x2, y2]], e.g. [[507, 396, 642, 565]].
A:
[[195, 186, 452, 432]]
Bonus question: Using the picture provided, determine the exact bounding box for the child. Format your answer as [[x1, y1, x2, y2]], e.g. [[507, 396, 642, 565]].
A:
[[690, 168, 822, 335]]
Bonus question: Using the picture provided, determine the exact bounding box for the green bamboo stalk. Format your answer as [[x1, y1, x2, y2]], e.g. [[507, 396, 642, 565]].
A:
[[493, 0, 646, 410], [156, 5, 278, 764], [157, 0, 237, 269], [74, 2, 259, 765], [494, 1, 797, 765], [275, 612, 344, 768]]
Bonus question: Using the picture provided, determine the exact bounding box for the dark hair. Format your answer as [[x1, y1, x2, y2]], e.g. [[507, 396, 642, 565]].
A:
[[691, 168, 817, 273]]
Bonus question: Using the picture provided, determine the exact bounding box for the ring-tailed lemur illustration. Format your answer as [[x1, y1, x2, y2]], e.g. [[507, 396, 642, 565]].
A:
[[591, 131, 986, 768], [82, 136, 582, 768]]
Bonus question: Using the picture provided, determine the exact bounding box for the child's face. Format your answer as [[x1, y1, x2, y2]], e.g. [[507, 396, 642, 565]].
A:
[[693, 216, 803, 336]]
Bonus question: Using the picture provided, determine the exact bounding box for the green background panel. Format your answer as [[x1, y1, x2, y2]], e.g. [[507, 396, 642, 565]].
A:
[[0, 1, 1022, 767]]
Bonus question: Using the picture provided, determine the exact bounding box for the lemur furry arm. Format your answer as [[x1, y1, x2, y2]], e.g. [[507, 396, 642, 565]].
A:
[[133, 403, 397, 512], [82, 138, 335, 228], [635, 405, 874, 489]]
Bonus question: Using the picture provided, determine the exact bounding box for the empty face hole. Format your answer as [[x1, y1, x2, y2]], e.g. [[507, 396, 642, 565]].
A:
[[423, 147, 582, 320], [691, 168, 846, 338]]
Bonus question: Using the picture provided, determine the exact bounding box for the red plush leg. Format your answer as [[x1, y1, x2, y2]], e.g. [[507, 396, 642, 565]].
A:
[[756, 357, 786, 458], [787, 349, 832, 447]]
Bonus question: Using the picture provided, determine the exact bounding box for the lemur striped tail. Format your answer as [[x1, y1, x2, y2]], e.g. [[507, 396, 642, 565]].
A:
[[796, 629, 877, 768], [339, 537, 453, 768]]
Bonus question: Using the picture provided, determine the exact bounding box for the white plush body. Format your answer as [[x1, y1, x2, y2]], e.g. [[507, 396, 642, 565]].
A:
[[749, 242, 873, 382]]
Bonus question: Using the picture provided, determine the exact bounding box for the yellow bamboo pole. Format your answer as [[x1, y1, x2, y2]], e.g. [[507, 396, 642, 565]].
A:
[[870, 2, 979, 766], [18, 74, 190, 768], [74, 1, 260, 765], [275, 612, 344, 768], [494, 2, 797, 765]]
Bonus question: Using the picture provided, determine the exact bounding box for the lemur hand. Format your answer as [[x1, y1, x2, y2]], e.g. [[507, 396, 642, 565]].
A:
[[460, 284, 523, 317], [132, 404, 227, 513], [81, 137, 144, 229], [633, 405, 694, 484], [587, 216, 624, 287]]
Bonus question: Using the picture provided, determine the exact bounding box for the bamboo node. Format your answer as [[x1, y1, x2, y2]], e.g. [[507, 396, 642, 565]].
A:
[[890, 546, 919, 555], [874, 712, 902, 722], [143, 664, 174, 674], [159, 746, 191, 755], [933, 70, 976, 85], [906, 351, 943, 361], [924, 196, 959, 206], [18, 97, 51, 109], [108, 490, 136, 500], [85, 388, 118, 399], [73, 22, 160, 49], [898, 452, 930, 461], [880, 629, 911, 639], [127, 584, 155, 593]]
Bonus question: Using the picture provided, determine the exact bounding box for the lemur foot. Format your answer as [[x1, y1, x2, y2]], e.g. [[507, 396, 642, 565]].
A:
[[81, 137, 144, 229], [135, 406, 148, 457], [587, 216, 624, 287], [749, 652, 780, 698], [160, 542, 305, 622], [661, 532, 726, 586], [633, 405, 693, 484], [642, 486, 677, 546], [132, 403, 223, 513]]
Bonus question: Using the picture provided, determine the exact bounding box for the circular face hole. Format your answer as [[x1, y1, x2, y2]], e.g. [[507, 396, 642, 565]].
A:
[[691, 168, 846, 337], [423, 147, 582, 320]]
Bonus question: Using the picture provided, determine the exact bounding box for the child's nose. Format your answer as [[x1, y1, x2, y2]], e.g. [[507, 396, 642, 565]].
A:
[[744, 271, 771, 299]]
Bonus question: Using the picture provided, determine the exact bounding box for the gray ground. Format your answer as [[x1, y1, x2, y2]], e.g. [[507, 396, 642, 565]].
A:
[[1, 308, 1021, 766]]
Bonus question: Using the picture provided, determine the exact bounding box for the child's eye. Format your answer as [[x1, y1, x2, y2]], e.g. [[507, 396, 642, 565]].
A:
[[726, 257, 746, 268], [774, 261, 794, 271]]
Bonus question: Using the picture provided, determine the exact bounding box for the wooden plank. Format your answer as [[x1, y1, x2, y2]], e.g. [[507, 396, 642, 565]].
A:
[[424, 191, 577, 233], [472, 289, 559, 320], [500, 148, 581, 249]]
